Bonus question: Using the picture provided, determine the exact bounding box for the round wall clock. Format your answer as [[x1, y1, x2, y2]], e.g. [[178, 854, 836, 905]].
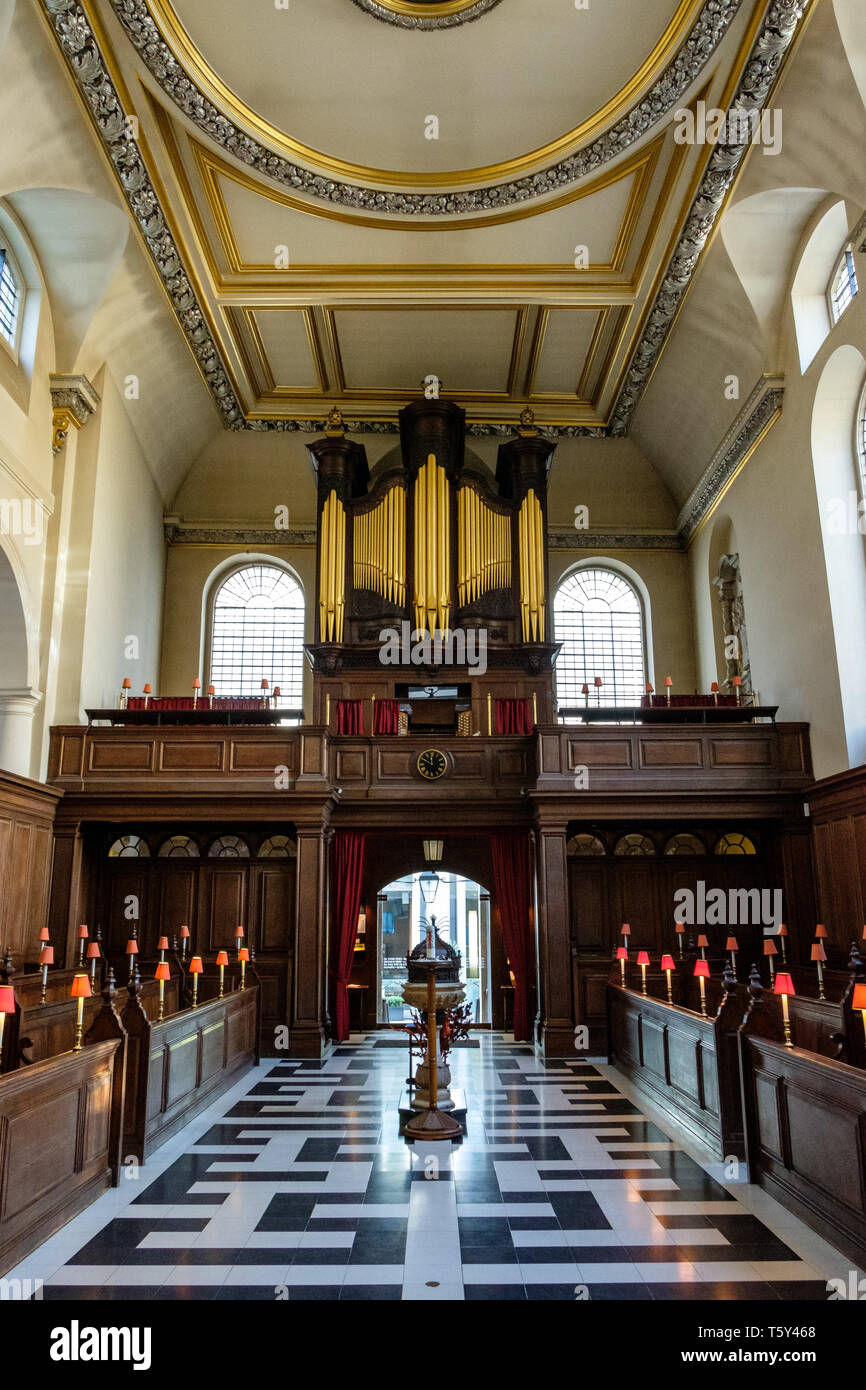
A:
[[416, 748, 449, 780]]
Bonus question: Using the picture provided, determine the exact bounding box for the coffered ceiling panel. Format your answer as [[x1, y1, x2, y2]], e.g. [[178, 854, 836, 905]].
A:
[[37, 0, 818, 435]]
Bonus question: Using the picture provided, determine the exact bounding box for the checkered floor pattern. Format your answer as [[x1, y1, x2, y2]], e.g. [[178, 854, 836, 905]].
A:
[[15, 1033, 853, 1300]]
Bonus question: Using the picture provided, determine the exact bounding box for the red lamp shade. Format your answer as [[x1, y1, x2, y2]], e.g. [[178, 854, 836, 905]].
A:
[[70, 974, 92, 1000], [732, 676, 743, 687], [862, 925, 866, 941], [207, 685, 216, 697], [621, 923, 631, 937], [763, 940, 778, 956], [693, 960, 710, 978], [594, 677, 603, 688], [664, 676, 673, 687], [852, 983, 866, 1012], [637, 950, 650, 966], [710, 682, 719, 693], [154, 962, 171, 982], [39, 946, 54, 966], [189, 956, 204, 974], [674, 921, 685, 934], [581, 684, 589, 695], [86, 943, 101, 960], [697, 934, 709, 948], [157, 936, 169, 951], [660, 954, 675, 972], [725, 937, 739, 952], [216, 951, 229, 967], [273, 687, 281, 698], [645, 683, 654, 694], [180, 925, 191, 939], [615, 947, 628, 961], [814, 924, 828, 939], [238, 948, 250, 963], [235, 925, 245, 938], [122, 678, 132, 691], [261, 679, 269, 690], [39, 927, 50, 942], [811, 942, 827, 962], [78, 924, 89, 939], [0, 986, 16, 1014], [774, 972, 795, 997], [777, 923, 788, 938], [126, 938, 139, 956], [143, 684, 152, 695], [193, 678, 201, 689]]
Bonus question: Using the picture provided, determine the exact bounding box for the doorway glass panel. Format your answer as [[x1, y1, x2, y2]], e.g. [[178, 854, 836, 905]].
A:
[[377, 873, 491, 1024]]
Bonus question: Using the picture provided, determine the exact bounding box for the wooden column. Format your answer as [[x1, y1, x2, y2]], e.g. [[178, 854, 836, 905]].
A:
[[48, 820, 85, 968], [534, 811, 575, 1057], [290, 815, 331, 1058]]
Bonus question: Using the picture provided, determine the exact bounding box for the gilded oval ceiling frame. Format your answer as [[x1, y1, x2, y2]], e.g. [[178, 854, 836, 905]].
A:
[[106, 0, 740, 214], [350, 0, 504, 28]]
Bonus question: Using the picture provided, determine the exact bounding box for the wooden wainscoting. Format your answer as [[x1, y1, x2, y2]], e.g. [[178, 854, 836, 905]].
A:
[[807, 766, 866, 933], [608, 983, 746, 1158], [0, 1040, 123, 1276], [0, 772, 60, 969], [740, 1032, 866, 1270]]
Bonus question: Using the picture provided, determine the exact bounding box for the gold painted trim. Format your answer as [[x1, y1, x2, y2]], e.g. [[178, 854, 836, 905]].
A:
[[147, 0, 702, 189], [685, 408, 782, 549], [367, 0, 490, 15]]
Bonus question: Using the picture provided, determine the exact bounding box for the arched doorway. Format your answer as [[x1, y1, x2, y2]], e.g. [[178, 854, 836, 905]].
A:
[[376, 872, 492, 1026]]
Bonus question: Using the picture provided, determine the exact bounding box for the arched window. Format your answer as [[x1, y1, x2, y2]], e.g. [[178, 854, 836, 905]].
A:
[[0, 244, 22, 350], [208, 834, 250, 859], [829, 247, 859, 324], [258, 835, 297, 859], [567, 833, 606, 857], [108, 834, 150, 858], [713, 832, 757, 856], [209, 564, 304, 707], [613, 833, 655, 857], [554, 567, 646, 707], [857, 379, 866, 503], [158, 835, 200, 858]]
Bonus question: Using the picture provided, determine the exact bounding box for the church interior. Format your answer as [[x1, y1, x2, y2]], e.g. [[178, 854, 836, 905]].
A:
[[1, 0, 866, 1328]]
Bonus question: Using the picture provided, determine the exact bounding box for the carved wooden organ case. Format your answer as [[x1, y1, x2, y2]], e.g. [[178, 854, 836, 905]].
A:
[[306, 399, 559, 692]]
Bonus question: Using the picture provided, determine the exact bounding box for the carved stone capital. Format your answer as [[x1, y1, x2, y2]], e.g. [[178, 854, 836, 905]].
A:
[[50, 374, 100, 454]]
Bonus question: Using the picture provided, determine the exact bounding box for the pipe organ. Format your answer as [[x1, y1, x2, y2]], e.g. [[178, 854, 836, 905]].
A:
[[307, 398, 558, 722]]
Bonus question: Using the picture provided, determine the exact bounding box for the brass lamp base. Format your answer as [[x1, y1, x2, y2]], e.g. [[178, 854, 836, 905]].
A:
[[403, 1106, 462, 1141]]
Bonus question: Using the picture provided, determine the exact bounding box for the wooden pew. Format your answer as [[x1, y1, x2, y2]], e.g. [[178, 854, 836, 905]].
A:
[[0, 984, 126, 1276], [116, 980, 260, 1162], [739, 983, 866, 1270], [607, 978, 747, 1159]]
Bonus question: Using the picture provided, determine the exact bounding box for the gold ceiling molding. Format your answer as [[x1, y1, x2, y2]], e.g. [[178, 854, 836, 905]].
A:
[[140, 0, 703, 189], [352, 0, 502, 20]]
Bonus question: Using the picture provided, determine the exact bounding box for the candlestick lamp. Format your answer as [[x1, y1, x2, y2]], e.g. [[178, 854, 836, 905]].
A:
[[660, 953, 675, 1005], [697, 933, 709, 961], [637, 950, 649, 996], [238, 947, 250, 990], [193, 677, 201, 708], [852, 983, 866, 1052], [615, 945, 628, 987], [189, 956, 203, 1007], [70, 973, 92, 1052], [694, 958, 710, 1017], [155, 962, 170, 1021], [0, 985, 15, 1070], [77, 923, 89, 967], [811, 941, 827, 999], [674, 920, 685, 960], [86, 941, 101, 985], [763, 938, 777, 981], [216, 950, 229, 997], [39, 944, 54, 1004], [725, 936, 739, 975], [774, 972, 795, 1048], [180, 924, 190, 960], [776, 922, 788, 964]]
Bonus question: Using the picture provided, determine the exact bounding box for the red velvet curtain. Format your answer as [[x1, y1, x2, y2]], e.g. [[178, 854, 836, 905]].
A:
[[490, 830, 534, 1041], [334, 700, 365, 735], [374, 699, 401, 735], [330, 831, 366, 1041], [126, 696, 263, 712], [494, 698, 533, 736]]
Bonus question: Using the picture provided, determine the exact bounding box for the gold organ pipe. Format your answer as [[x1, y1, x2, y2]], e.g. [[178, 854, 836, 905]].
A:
[[320, 489, 346, 644]]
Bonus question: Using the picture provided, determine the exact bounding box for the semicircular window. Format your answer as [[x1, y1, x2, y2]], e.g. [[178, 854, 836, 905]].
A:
[[208, 834, 251, 859], [258, 835, 297, 859], [567, 833, 606, 857], [108, 834, 150, 858], [713, 832, 757, 856], [664, 833, 706, 856], [613, 833, 655, 857], [158, 835, 201, 859]]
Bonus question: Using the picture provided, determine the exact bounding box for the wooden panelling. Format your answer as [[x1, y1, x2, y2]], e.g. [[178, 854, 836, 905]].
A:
[[0, 1040, 122, 1276], [640, 740, 702, 767], [806, 766, 866, 933], [159, 741, 225, 772], [608, 984, 746, 1158], [0, 773, 59, 968], [123, 987, 259, 1160], [198, 867, 247, 953], [741, 1033, 866, 1269]]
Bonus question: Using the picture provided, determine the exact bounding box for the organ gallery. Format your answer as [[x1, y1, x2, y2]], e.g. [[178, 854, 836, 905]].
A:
[[0, 0, 864, 1340]]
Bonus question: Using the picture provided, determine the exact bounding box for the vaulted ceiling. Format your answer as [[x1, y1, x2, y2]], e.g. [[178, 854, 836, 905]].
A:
[[36, 0, 817, 443]]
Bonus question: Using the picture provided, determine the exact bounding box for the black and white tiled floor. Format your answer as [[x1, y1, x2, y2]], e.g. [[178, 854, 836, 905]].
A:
[[11, 1034, 862, 1301]]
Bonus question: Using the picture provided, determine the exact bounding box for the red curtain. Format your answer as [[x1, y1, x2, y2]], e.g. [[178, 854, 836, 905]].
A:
[[334, 700, 365, 735], [494, 698, 533, 736], [490, 831, 534, 1041], [330, 831, 366, 1041], [374, 699, 401, 735], [126, 696, 264, 711]]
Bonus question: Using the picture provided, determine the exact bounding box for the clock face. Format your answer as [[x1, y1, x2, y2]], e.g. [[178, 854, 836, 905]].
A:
[[416, 748, 449, 781]]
